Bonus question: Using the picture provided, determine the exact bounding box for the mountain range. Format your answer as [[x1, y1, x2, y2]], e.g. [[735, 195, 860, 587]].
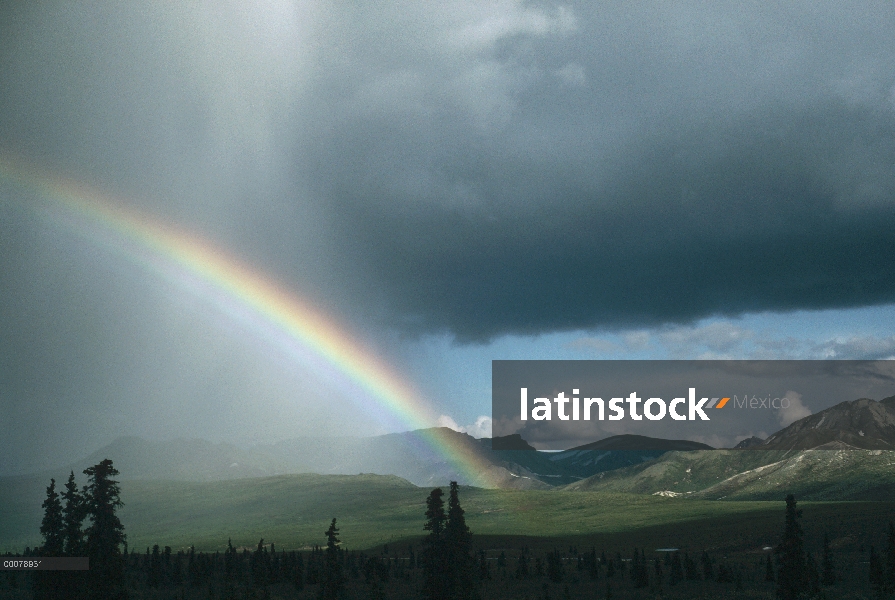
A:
[[15, 430, 713, 491], [564, 394, 895, 500], [7, 392, 895, 498]]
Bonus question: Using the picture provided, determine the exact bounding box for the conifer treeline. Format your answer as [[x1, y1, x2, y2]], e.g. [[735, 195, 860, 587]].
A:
[[34, 458, 126, 600], [16, 467, 895, 599]]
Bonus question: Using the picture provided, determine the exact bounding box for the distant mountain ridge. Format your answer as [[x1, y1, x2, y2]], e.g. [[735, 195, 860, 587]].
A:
[[17, 431, 718, 491], [566, 434, 713, 452], [563, 393, 895, 500], [21, 391, 895, 500], [489, 434, 713, 485], [30, 429, 551, 490], [754, 395, 895, 451]]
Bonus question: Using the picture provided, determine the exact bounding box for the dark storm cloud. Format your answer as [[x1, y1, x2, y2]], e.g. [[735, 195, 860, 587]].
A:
[[3, 0, 895, 471], [2, 0, 895, 343], [298, 1, 895, 340]]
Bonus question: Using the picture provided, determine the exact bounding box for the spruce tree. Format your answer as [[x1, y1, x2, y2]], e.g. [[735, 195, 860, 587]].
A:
[[225, 538, 237, 581], [515, 549, 529, 579], [34, 479, 65, 600], [683, 552, 699, 581], [40, 479, 65, 556], [547, 549, 564, 583], [252, 538, 268, 588], [148, 544, 161, 588], [61, 471, 85, 556], [293, 551, 305, 591], [445, 482, 474, 598], [421, 487, 448, 600], [319, 518, 343, 600], [669, 551, 682, 586], [588, 547, 599, 581], [805, 552, 820, 596], [700, 550, 713, 581], [478, 550, 491, 581], [775, 494, 807, 600], [82, 459, 126, 599]]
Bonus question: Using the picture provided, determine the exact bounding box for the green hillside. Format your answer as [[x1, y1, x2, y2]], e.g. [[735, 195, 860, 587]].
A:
[[691, 448, 895, 500], [563, 448, 895, 501], [561, 449, 789, 494]]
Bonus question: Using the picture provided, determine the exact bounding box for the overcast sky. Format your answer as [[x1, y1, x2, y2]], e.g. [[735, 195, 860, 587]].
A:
[[2, 1, 895, 473]]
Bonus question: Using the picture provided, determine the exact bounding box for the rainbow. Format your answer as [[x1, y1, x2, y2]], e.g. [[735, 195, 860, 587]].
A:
[[0, 155, 503, 488]]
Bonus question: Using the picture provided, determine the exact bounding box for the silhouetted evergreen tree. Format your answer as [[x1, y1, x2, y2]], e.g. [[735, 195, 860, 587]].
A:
[[40, 479, 65, 556], [187, 545, 198, 587], [364, 555, 386, 600], [34, 479, 65, 600], [516, 549, 530, 579], [683, 552, 699, 581], [630, 549, 648, 588], [700, 550, 713, 581], [422, 487, 448, 600], [82, 459, 126, 599], [821, 534, 835, 586], [148, 544, 161, 588], [61, 471, 85, 556], [270, 544, 281, 584], [293, 551, 305, 591], [307, 545, 322, 585], [478, 550, 491, 581], [547, 549, 564, 583], [252, 538, 268, 587], [445, 482, 474, 599], [587, 547, 599, 581], [775, 494, 807, 600], [805, 552, 820, 596], [319, 518, 343, 600], [669, 551, 682, 586], [224, 538, 237, 582]]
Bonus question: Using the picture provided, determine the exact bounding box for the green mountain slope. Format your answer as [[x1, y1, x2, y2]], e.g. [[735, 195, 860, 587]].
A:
[[691, 448, 895, 500], [562, 449, 792, 494], [564, 448, 895, 501]]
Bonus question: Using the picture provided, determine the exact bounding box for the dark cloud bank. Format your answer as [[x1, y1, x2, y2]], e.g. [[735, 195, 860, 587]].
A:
[[3, 2, 895, 342]]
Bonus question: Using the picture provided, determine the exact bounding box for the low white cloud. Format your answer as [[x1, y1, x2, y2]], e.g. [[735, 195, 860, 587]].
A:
[[811, 335, 895, 360], [778, 390, 812, 427], [464, 415, 493, 438], [659, 322, 754, 356], [436, 414, 462, 430], [436, 414, 493, 438]]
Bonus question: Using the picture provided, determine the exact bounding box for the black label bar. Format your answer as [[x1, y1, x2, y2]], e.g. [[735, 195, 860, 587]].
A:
[[1, 557, 89, 570]]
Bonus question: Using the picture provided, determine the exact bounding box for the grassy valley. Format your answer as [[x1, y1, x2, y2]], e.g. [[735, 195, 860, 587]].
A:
[[4, 471, 895, 555]]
